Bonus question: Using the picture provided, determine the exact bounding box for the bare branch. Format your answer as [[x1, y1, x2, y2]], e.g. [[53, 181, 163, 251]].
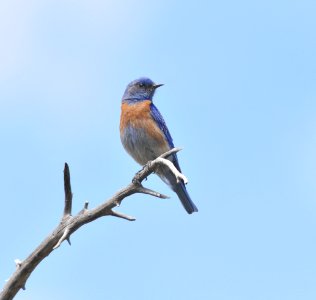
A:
[[155, 157, 188, 184], [110, 210, 136, 221], [0, 148, 188, 300], [135, 185, 170, 199], [63, 163, 72, 217], [53, 227, 71, 250], [132, 147, 183, 183], [79, 201, 89, 215], [158, 147, 182, 158]]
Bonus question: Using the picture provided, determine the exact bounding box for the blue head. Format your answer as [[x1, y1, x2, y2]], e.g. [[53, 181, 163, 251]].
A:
[[122, 77, 163, 103]]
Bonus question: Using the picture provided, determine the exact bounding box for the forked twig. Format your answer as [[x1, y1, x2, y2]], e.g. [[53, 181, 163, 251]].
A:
[[0, 148, 187, 300]]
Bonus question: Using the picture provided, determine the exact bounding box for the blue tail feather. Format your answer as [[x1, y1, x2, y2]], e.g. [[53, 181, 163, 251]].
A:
[[173, 182, 198, 214]]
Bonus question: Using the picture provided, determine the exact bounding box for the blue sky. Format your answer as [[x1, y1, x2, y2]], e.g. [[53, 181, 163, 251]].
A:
[[1, 0, 316, 299]]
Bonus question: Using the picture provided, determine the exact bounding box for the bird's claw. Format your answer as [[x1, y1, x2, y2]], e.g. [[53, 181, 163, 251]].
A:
[[132, 162, 152, 185]]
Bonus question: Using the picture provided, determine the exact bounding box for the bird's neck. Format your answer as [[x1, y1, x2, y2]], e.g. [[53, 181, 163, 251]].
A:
[[122, 98, 152, 105]]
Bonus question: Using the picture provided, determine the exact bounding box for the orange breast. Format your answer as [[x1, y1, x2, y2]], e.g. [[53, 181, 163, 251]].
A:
[[120, 101, 165, 142]]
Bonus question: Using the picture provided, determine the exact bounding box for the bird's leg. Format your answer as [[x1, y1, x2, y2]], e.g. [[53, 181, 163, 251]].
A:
[[132, 162, 152, 185], [132, 159, 159, 184]]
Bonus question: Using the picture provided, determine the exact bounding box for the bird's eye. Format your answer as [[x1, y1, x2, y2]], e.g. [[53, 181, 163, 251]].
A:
[[138, 83, 144, 88]]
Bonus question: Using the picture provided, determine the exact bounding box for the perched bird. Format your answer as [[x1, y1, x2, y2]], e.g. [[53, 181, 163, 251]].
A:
[[120, 77, 198, 214]]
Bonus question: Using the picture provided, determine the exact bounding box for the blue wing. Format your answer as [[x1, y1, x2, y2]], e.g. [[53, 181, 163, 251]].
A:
[[150, 103, 182, 172]]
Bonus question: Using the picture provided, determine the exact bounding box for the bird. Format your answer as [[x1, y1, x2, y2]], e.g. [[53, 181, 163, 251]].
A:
[[120, 77, 198, 214]]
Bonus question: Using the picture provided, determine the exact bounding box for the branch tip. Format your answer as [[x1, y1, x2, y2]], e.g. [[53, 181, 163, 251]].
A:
[[63, 163, 73, 216], [110, 210, 136, 221], [136, 186, 169, 199], [14, 259, 22, 268], [158, 147, 182, 159], [156, 157, 189, 184]]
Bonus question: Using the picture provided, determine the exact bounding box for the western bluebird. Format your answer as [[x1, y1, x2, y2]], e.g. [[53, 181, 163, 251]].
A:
[[120, 77, 198, 214]]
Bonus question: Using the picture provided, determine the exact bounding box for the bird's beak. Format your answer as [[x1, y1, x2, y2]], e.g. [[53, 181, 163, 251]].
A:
[[153, 83, 164, 89]]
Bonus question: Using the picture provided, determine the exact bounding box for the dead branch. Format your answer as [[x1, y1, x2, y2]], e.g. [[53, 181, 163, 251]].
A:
[[0, 148, 184, 300]]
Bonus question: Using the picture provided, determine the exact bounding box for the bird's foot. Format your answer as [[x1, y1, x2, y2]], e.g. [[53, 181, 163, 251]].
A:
[[132, 168, 145, 185], [132, 163, 152, 185]]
